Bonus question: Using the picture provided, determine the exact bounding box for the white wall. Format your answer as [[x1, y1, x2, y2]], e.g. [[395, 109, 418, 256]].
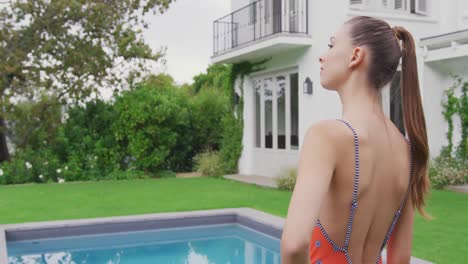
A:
[[232, 0, 252, 12], [435, 0, 458, 33], [459, 0, 468, 29], [425, 0, 468, 32]]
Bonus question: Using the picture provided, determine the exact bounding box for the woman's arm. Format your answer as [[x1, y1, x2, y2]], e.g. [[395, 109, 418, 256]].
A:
[[281, 121, 339, 264], [386, 193, 415, 264]]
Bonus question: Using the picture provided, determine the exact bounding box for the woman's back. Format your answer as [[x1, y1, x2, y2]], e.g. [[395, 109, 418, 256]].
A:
[[311, 116, 412, 263]]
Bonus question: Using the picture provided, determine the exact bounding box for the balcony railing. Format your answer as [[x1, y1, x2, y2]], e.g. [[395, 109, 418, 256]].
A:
[[213, 0, 309, 56]]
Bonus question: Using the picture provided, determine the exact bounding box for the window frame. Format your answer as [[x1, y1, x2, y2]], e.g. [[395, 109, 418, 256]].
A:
[[350, 0, 428, 16], [253, 70, 299, 151], [412, 0, 428, 16]]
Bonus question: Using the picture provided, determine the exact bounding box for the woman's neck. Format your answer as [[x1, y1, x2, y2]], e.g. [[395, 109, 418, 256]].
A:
[[338, 80, 385, 122]]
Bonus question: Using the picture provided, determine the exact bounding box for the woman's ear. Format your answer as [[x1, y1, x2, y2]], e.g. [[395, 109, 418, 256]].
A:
[[348, 47, 365, 69]]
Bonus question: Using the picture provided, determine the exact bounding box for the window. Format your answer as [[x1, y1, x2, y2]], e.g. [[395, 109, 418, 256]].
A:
[[390, 72, 405, 135], [350, 0, 427, 15], [249, 0, 256, 25], [394, 0, 405, 10], [411, 0, 428, 15], [380, 71, 405, 135], [277, 75, 286, 149], [289, 0, 298, 32], [255, 79, 262, 148], [290, 73, 299, 149], [265, 0, 271, 24], [272, 0, 282, 33], [254, 71, 299, 150], [264, 78, 273, 149]]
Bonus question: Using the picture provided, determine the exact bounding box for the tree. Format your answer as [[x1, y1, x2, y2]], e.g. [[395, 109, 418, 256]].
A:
[[143, 73, 175, 89], [192, 63, 231, 94], [0, 0, 175, 161]]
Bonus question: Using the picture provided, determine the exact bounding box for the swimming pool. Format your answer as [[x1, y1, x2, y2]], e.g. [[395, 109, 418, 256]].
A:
[[1, 208, 283, 264], [8, 223, 280, 264]]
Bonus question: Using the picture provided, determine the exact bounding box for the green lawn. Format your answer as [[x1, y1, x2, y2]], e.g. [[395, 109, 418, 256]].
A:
[[0, 177, 466, 263]]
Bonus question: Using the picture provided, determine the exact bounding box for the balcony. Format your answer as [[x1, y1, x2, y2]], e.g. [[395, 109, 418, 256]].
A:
[[212, 0, 311, 64], [420, 29, 468, 62]]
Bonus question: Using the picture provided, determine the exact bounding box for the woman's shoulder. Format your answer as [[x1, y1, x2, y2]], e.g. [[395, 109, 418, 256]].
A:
[[305, 119, 357, 142], [303, 119, 357, 154]]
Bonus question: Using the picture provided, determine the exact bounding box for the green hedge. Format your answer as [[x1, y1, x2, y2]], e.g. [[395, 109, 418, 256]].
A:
[[58, 99, 123, 179], [1, 67, 240, 184], [113, 84, 193, 173]]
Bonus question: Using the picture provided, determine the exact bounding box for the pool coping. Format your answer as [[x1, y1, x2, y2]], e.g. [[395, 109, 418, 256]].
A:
[[0, 225, 6, 264], [0, 207, 433, 264]]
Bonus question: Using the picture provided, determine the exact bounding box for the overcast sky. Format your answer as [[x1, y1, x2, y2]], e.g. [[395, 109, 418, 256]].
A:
[[143, 0, 230, 85]]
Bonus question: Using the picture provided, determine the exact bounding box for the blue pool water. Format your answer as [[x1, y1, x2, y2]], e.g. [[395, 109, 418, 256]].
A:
[[7, 223, 281, 264]]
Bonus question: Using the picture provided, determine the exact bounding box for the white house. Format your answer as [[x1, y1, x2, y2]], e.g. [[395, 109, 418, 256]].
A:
[[211, 0, 467, 178]]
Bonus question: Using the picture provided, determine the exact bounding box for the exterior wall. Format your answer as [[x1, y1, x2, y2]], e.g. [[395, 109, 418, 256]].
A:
[[437, 0, 468, 31], [459, 0, 468, 29], [435, 0, 457, 32], [223, 0, 465, 177], [423, 59, 466, 157], [232, 0, 252, 12]]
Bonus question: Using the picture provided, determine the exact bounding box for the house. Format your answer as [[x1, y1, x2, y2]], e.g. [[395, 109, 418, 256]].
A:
[[211, 0, 467, 178]]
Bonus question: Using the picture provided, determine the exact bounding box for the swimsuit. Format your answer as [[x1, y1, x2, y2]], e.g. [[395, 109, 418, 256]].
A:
[[309, 119, 413, 264]]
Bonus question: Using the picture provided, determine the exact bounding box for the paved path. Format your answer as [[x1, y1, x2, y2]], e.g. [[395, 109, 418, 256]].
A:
[[224, 174, 278, 188], [445, 184, 468, 193]]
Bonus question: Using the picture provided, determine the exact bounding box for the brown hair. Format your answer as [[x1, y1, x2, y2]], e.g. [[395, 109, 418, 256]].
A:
[[346, 16, 430, 218]]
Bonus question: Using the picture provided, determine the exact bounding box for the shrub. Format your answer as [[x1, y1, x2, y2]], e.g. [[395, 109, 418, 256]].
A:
[[191, 64, 241, 174], [1, 69, 237, 184], [7, 95, 62, 151], [58, 99, 123, 179], [190, 87, 228, 156], [60, 155, 85, 182], [276, 167, 297, 191], [0, 147, 61, 184], [0, 157, 34, 184], [219, 114, 243, 174], [113, 84, 192, 173], [429, 155, 467, 189], [193, 150, 224, 178]]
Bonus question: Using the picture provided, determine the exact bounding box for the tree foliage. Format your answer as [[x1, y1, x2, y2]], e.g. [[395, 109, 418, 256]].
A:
[[0, 0, 175, 161]]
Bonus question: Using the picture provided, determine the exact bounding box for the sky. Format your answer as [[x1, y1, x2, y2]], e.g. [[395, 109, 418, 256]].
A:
[[143, 0, 230, 85]]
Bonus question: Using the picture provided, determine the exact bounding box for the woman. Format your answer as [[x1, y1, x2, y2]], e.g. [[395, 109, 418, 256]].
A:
[[280, 16, 430, 264]]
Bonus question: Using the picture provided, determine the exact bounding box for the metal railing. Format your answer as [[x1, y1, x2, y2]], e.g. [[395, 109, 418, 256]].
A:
[[213, 0, 309, 56]]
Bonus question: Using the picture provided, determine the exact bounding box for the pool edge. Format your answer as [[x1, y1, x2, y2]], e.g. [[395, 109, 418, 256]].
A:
[[0, 226, 7, 264], [4, 208, 284, 240]]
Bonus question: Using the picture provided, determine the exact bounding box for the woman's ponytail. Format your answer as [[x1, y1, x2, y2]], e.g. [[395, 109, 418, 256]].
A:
[[393, 26, 431, 218]]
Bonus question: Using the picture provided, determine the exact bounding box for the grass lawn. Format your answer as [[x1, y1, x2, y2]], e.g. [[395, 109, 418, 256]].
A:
[[0, 177, 466, 263]]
